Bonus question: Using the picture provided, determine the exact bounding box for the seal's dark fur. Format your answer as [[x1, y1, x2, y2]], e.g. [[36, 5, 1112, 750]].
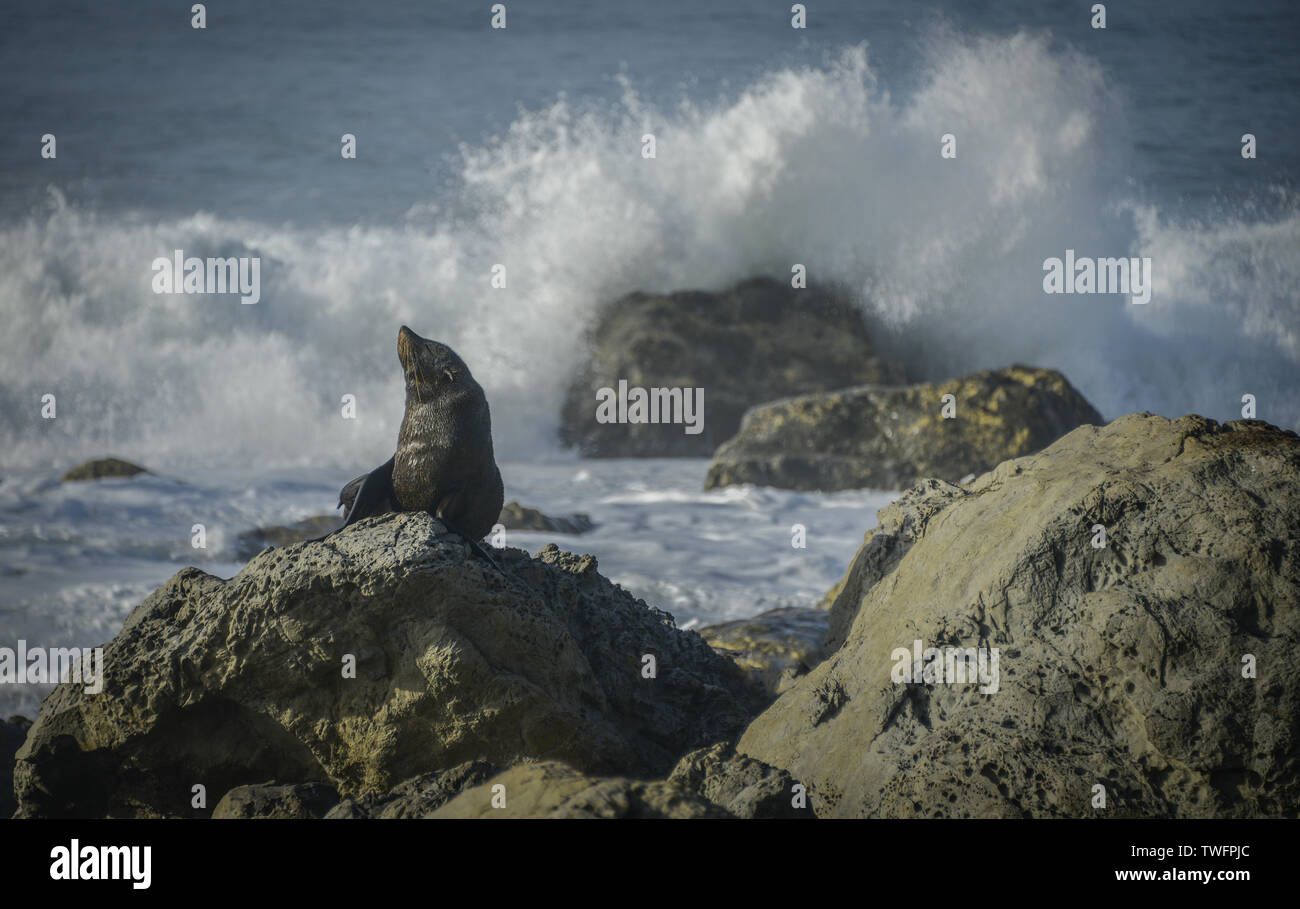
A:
[[339, 326, 503, 541]]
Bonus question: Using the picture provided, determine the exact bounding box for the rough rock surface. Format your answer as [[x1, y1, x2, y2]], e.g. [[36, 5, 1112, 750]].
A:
[[234, 515, 342, 559], [668, 741, 811, 818], [698, 607, 830, 698], [328, 746, 809, 819], [705, 365, 1102, 491], [235, 501, 593, 562], [822, 478, 970, 652], [431, 761, 731, 818], [13, 513, 758, 818], [497, 501, 595, 535], [211, 781, 340, 819], [560, 277, 904, 457], [325, 761, 499, 818], [61, 458, 149, 482], [2, 716, 31, 819], [738, 414, 1300, 818]]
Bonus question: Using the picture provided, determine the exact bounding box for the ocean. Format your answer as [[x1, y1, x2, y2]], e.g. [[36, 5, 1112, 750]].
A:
[[1, 0, 1297, 716]]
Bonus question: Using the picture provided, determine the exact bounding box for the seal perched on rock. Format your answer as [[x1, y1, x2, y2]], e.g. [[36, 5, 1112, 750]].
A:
[[338, 326, 504, 542]]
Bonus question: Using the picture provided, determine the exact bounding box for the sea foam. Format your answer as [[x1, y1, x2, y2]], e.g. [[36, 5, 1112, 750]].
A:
[[2, 32, 1296, 471]]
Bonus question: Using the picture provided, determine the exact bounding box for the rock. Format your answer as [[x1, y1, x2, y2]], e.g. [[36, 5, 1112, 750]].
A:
[[560, 277, 905, 457], [1, 716, 32, 819], [234, 514, 342, 559], [737, 414, 1300, 818], [497, 501, 594, 535], [211, 782, 340, 819], [326, 761, 499, 819], [705, 365, 1102, 491], [698, 607, 830, 698], [61, 458, 149, 482], [333, 747, 810, 819], [431, 761, 732, 818], [14, 513, 758, 818], [822, 478, 970, 652], [669, 741, 811, 818]]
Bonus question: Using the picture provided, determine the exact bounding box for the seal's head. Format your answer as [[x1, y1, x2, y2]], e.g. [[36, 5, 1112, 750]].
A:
[[397, 325, 475, 400]]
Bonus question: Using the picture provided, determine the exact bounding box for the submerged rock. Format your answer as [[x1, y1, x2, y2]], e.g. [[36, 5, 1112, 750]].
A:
[[61, 458, 149, 482], [698, 607, 830, 698], [234, 514, 342, 559], [13, 513, 758, 818], [431, 761, 731, 818], [560, 277, 904, 457], [497, 501, 595, 535], [738, 414, 1300, 818], [705, 365, 1102, 491]]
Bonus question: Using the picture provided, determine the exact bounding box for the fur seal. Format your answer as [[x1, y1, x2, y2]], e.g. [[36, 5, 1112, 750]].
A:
[[337, 326, 504, 543]]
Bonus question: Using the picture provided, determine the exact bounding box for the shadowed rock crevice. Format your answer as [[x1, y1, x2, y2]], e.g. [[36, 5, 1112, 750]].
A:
[[430, 761, 734, 819]]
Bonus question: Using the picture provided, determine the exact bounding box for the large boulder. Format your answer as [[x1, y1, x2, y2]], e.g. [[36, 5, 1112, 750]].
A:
[[13, 513, 758, 818], [705, 365, 1102, 491], [559, 277, 904, 457], [738, 414, 1300, 818]]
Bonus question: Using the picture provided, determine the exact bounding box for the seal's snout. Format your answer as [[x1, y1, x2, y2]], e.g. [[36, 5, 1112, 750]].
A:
[[397, 325, 416, 364]]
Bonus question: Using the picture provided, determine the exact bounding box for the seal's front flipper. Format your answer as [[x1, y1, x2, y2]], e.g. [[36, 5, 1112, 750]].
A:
[[342, 456, 397, 527], [337, 473, 369, 517], [303, 458, 397, 544]]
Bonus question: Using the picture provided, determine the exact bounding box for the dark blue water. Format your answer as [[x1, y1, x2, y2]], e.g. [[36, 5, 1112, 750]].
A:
[[2, 0, 1296, 223], [0, 0, 1297, 471]]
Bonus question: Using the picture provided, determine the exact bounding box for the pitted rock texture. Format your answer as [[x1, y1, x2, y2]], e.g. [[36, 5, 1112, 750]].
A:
[[739, 415, 1300, 818]]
